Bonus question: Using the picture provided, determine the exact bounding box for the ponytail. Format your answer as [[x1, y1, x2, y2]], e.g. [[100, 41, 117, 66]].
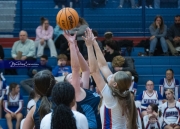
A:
[[51, 104, 77, 129], [39, 96, 52, 120]]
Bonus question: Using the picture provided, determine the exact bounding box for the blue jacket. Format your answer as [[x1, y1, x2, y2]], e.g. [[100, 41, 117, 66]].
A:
[[52, 65, 72, 77]]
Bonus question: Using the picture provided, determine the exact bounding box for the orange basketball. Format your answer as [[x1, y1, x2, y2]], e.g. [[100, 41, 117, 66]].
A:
[[56, 8, 79, 30]]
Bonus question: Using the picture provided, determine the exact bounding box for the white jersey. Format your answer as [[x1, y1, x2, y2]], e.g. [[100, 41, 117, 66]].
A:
[[159, 78, 179, 100], [135, 101, 142, 129], [143, 115, 161, 129], [161, 101, 180, 127], [137, 90, 163, 110], [129, 81, 137, 96], [40, 111, 88, 129]]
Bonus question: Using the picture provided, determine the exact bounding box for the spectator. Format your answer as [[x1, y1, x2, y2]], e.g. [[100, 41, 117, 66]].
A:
[[69, 17, 89, 55], [20, 55, 52, 94], [52, 54, 71, 77], [160, 89, 180, 129], [54, 0, 67, 8], [11, 30, 36, 60], [23, 70, 56, 129], [125, 71, 138, 96], [53, 25, 69, 59], [138, 0, 153, 8], [40, 82, 88, 129], [118, 0, 135, 8], [166, 15, 180, 56], [3, 83, 23, 129], [159, 69, 179, 101], [0, 45, 4, 60], [104, 40, 120, 62], [137, 80, 163, 117], [35, 17, 57, 57], [5, 30, 36, 75], [112, 55, 139, 83], [149, 15, 168, 56], [143, 104, 161, 129]]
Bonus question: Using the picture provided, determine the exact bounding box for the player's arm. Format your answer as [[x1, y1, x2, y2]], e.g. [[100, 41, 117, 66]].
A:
[[63, 31, 81, 95]]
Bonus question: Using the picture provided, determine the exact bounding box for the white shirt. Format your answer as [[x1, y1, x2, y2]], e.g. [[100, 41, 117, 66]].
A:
[[40, 110, 88, 129], [100, 83, 126, 129]]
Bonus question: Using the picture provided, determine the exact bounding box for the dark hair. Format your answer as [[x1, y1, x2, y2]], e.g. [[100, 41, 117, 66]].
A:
[[149, 103, 161, 117], [79, 17, 88, 26], [105, 40, 118, 50], [166, 69, 174, 74], [41, 55, 48, 60], [8, 83, 18, 104], [175, 15, 180, 18], [51, 82, 77, 129], [33, 70, 55, 120], [152, 15, 165, 33], [29, 90, 36, 100], [40, 17, 48, 25]]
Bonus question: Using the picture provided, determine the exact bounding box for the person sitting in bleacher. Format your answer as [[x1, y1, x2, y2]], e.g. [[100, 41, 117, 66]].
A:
[[160, 89, 180, 129], [23, 70, 56, 129], [5, 30, 36, 75], [104, 40, 120, 62], [35, 17, 57, 58], [143, 103, 161, 129], [52, 54, 71, 77], [137, 80, 163, 117], [111, 55, 139, 83], [159, 69, 179, 101], [166, 15, 180, 56], [3, 83, 23, 129], [20, 55, 52, 94], [149, 15, 168, 56], [118, 0, 135, 8]]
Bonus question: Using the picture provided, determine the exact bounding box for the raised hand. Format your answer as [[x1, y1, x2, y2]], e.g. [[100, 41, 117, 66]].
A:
[[82, 28, 96, 47], [63, 30, 77, 44]]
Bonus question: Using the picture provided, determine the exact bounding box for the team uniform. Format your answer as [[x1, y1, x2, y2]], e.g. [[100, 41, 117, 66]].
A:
[[77, 89, 101, 129], [137, 90, 163, 110], [3, 93, 23, 114], [0, 81, 6, 100], [129, 81, 138, 96], [143, 115, 161, 129], [161, 101, 180, 129], [135, 101, 142, 129], [99, 75, 128, 129], [159, 78, 179, 100]]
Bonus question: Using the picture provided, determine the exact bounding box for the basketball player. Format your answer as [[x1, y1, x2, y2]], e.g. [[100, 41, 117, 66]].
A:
[[3, 83, 23, 129], [161, 89, 180, 129], [137, 80, 163, 117], [83, 28, 137, 129], [159, 69, 179, 100], [63, 31, 101, 129]]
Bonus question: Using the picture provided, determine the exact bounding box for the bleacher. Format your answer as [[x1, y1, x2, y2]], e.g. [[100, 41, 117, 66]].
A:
[[0, 0, 180, 128]]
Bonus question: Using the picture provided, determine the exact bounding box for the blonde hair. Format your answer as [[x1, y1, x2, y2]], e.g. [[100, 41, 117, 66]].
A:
[[112, 56, 125, 67], [165, 89, 174, 94], [58, 54, 68, 61], [110, 71, 137, 129]]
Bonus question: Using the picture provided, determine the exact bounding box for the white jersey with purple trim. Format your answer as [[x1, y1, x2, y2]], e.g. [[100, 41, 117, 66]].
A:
[[3, 93, 23, 114], [137, 90, 163, 110], [143, 115, 161, 129], [159, 78, 179, 100], [161, 101, 180, 127], [0, 80, 6, 98], [99, 74, 127, 129]]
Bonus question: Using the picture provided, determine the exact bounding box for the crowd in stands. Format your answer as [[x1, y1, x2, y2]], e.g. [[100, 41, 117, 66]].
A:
[[52, 0, 180, 8], [0, 24, 180, 128]]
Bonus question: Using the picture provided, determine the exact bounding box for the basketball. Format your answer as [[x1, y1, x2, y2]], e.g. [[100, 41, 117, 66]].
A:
[[56, 8, 79, 30]]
